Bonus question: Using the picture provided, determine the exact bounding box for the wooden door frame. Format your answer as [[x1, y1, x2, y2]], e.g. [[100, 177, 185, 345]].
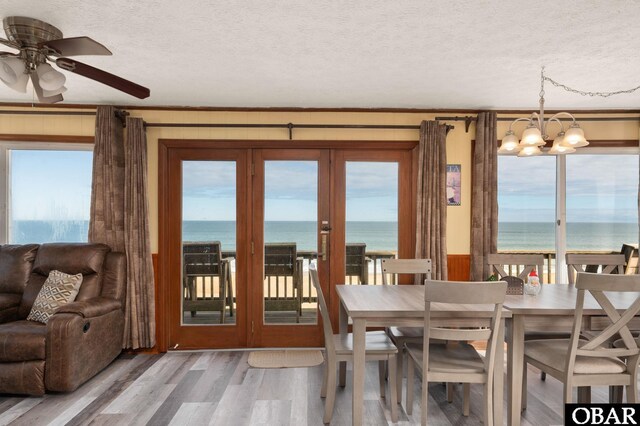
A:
[[159, 144, 251, 350], [330, 149, 417, 331], [158, 139, 417, 352], [251, 149, 330, 347]]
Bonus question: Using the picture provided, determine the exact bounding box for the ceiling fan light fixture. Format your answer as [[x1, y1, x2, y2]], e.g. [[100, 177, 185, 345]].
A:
[[5, 70, 29, 93], [42, 85, 67, 97], [0, 56, 25, 85], [36, 63, 66, 91]]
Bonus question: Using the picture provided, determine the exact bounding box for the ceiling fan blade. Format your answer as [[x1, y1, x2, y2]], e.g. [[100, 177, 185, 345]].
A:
[[56, 57, 150, 99], [40, 36, 112, 56], [30, 71, 63, 103], [0, 38, 19, 50]]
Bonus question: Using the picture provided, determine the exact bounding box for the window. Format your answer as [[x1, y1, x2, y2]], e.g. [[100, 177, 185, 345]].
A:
[[498, 155, 556, 252], [566, 154, 638, 252], [0, 144, 93, 244], [498, 148, 639, 283]]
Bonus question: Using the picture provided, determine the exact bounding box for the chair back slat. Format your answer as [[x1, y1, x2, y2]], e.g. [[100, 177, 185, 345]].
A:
[[183, 242, 223, 276], [425, 280, 507, 305], [345, 243, 368, 284], [429, 327, 491, 342], [381, 259, 432, 285], [265, 243, 297, 276], [565, 273, 640, 375], [566, 254, 625, 285], [487, 253, 545, 282], [309, 264, 335, 354], [423, 280, 507, 377]]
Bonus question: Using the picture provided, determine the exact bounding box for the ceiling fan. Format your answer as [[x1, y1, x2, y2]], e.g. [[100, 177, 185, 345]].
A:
[[0, 16, 150, 103]]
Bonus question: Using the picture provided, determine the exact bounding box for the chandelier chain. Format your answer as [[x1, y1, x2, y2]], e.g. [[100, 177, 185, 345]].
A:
[[543, 75, 640, 98]]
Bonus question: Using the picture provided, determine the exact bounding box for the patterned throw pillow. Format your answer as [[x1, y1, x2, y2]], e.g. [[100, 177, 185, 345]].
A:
[[27, 270, 83, 324]]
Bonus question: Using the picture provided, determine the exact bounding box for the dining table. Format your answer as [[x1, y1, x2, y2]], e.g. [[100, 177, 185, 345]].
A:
[[503, 283, 640, 426], [336, 284, 510, 426]]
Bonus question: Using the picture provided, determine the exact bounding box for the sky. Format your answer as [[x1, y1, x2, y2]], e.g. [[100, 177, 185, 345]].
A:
[[11, 150, 93, 220], [11, 150, 638, 226], [182, 160, 399, 221], [498, 154, 639, 223]]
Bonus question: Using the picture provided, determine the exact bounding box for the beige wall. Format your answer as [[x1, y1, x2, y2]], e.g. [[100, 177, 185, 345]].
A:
[[0, 106, 637, 256]]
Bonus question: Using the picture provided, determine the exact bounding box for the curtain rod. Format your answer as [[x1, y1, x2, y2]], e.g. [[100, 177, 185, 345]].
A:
[[0, 109, 131, 127], [435, 115, 640, 132], [143, 122, 454, 140]]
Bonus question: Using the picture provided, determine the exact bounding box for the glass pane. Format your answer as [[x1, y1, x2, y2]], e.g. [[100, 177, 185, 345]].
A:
[[264, 161, 318, 325], [497, 155, 556, 282], [182, 161, 236, 325], [346, 162, 398, 285], [566, 155, 639, 257], [10, 150, 92, 243]]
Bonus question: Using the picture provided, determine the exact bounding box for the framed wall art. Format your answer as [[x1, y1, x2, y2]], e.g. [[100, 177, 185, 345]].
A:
[[446, 164, 461, 206]]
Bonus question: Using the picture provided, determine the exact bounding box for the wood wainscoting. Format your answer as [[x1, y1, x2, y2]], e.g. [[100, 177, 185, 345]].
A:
[[447, 254, 470, 281]]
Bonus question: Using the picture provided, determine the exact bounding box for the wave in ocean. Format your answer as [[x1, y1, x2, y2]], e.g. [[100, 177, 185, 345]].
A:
[[9, 220, 637, 253]]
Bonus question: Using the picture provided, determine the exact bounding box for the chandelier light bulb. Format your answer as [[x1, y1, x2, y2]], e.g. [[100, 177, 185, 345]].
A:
[[517, 145, 543, 157], [498, 131, 521, 153], [562, 124, 589, 147], [549, 132, 576, 155], [36, 63, 66, 91], [520, 124, 545, 147]]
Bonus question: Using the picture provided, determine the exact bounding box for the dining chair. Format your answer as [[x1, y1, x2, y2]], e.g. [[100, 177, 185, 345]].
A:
[[566, 253, 625, 285], [488, 252, 560, 382], [405, 280, 507, 426], [381, 258, 432, 403], [524, 272, 640, 417], [487, 253, 544, 283], [309, 264, 398, 423]]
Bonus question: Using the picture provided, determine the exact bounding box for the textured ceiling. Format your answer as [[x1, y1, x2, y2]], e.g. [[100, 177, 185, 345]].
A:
[[0, 0, 639, 109]]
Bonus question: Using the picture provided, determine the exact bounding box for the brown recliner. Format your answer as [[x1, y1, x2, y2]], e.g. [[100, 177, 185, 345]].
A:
[[0, 243, 126, 395]]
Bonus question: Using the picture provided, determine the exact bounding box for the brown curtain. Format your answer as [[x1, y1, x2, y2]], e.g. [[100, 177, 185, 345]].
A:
[[89, 106, 125, 251], [89, 107, 155, 349], [415, 120, 448, 280], [123, 117, 156, 349], [470, 111, 498, 281]]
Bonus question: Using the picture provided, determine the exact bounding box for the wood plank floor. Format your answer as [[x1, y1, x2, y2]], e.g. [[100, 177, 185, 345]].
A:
[[0, 351, 622, 425]]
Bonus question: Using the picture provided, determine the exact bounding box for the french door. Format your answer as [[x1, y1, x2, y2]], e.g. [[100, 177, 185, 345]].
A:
[[159, 141, 415, 350]]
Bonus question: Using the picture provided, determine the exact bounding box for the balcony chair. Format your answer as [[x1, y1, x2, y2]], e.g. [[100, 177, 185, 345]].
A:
[[264, 243, 304, 323], [345, 243, 370, 285], [183, 242, 233, 324]]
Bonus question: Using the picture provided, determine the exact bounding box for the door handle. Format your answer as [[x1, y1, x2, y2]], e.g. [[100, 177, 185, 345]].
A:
[[320, 234, 328, 261]]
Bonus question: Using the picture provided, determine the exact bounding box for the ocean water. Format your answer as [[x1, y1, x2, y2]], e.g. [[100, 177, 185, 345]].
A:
[[498, 222, 638, 252], [9, 220, 637, 253], [182, 221, 398, 251]]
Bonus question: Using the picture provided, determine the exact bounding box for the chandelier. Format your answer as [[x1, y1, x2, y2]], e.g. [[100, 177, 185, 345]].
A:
[[499, 67, 589, 156]]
